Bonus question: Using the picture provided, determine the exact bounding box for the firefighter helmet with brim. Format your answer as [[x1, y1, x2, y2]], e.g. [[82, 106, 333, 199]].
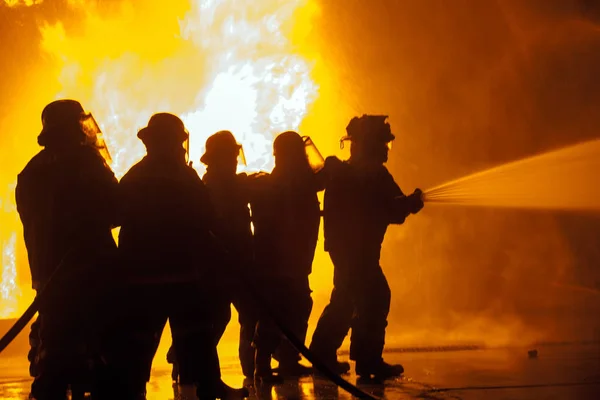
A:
[[340, 114, 395, 149], [138, 113, 190, 162], [273, 131, 325, 172], [200, 130, 246, 167], [38, 99, 112, 163]]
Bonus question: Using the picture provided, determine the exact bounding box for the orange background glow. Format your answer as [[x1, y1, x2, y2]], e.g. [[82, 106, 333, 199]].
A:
[[1, 1, 600, 371]]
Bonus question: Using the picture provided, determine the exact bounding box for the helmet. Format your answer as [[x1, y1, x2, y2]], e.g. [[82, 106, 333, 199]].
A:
[[273, 131, 305, 158], [41, 99, 84, 130], [138, 113, 189, 158], [138, 113, 189, 161], [200, 130, 244, 165], [38, 100, 85, 147], [138, 113, 188, 144], [340, 114, 395, 149], [38, 99, 112, 162], [274, 131, 325, 172]]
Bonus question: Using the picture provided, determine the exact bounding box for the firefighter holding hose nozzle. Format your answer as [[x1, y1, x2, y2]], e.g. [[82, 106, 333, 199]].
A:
[[309, 115, 423, 380], [16, 100, 118, 400]]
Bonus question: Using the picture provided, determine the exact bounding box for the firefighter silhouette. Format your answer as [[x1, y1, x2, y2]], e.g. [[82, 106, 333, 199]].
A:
[[16, 99, 118, 400], [200, 130, 257, 379], [103, 113, 246, 400], [167, 130, 257, 383], [309, 115, 424, 380], [251, 131, 324, 383]]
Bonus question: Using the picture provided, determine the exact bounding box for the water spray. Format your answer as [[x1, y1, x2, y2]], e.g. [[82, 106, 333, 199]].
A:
[[421, 138, 600, 212]]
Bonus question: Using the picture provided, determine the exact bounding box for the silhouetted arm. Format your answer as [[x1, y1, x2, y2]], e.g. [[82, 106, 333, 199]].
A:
[[383, 169, 424, 224]]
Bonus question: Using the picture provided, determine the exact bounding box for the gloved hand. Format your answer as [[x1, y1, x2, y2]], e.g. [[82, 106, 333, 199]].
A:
[[408, 188, 424, 214]]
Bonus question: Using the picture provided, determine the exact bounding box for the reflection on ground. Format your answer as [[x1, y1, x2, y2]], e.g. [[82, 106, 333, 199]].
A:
[[1, 345, 600, 399]]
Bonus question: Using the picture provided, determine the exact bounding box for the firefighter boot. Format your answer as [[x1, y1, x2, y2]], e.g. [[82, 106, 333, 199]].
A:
[[254, 349, 283, 385], [356, 361, 404, 381], [238, 339, 255, 379]]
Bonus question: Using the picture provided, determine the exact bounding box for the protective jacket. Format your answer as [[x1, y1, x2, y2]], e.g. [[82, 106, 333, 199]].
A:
[[323, 160, 412, 270], [16, 145, 118, 286], [118, 156, 215, 283], [251, 166, 322, 279], [202, 171, 253, 263]]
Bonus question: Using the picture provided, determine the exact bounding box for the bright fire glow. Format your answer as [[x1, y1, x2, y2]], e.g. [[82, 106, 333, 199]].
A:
[[1, 233, 20, 319], [40, 0, 318, 178], [0, 0, 320, 316], [2, 0, 43, 7]]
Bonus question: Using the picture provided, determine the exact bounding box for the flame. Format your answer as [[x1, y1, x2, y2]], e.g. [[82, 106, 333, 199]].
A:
[[39, 0, 319, 177], [180, 0, 318, 172], [0, 183, 25, 319], [1, 233, 21, 319], [3, 0, 42, 7], [0, 0, 321, 317]]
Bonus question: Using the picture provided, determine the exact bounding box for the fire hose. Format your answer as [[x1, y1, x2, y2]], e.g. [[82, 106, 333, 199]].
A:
[[0, 239, 379, 400], [209, 232, 379, 399]]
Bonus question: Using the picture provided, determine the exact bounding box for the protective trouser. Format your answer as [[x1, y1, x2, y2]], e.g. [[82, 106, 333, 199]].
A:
[[30, 286, 96, 400], [273, 278, 313, 367], [28, 317, 40, 378], [309, 251, 391, 369], [232, 292, 259, 378], [253, 277, 313, 375], [98, 282, 220, 399]]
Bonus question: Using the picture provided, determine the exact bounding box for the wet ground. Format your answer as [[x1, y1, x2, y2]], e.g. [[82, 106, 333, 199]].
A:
[[1, 343, 599, 399]]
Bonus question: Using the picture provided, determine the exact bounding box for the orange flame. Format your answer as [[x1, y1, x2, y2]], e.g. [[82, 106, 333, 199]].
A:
[[39, 0, 319, 177], [0, 0, 321, 317], [3, 0, 42, 7]]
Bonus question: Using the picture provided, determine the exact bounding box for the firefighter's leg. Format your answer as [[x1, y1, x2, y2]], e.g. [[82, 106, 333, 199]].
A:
[[167, 288, 225, 388], [171, 282, 222, 385], [253, 315, 284, 384], [28, 317, 40, 378], [213, 286, 232, 344], [276, 279, 313, 377], [166, 344, 176, 383], [308, 284, 353, 373], [234, 294, 258, 379], [30, 310, 70, 400], [351, 267, 402, 379], [96, 284, 168, 399], [170, 284, 247, 400], [252, 281, 285, 385], [34, 280, 101, 400]]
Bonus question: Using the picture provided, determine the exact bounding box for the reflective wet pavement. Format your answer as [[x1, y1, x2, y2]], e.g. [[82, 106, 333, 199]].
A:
[[1, 343, 599, 399]]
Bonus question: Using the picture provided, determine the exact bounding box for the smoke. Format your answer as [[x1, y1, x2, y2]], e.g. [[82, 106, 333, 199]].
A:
[[308, 0, 600, 347]]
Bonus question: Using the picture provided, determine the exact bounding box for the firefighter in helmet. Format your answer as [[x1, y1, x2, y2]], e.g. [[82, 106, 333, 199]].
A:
[[199, 130, 257, 380], [16, 99, 118, 399], [309, 115, 423, 380], [104, 113, 247, 399], [167, 130, 257, 386], [251, 131, 324, 382]]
